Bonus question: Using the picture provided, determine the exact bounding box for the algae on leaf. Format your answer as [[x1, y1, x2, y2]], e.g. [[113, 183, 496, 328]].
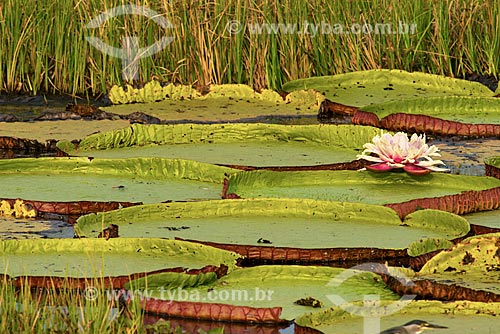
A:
[[403, 209, 469, 257], [407, 238, 454, 257]]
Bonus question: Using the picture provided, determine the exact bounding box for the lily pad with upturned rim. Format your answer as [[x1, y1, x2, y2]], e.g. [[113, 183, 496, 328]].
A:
[[352, 96, 500, 137], [282, 70, 494, 107], [361, 96, 500, 124], [0, 157, 235, 203], [74, 199, 468, 260], [460, 210, 500, 229], [224, 169, 500, 207], [294, 300, 500, 334], [134, 265, 400, 323], [458, 157, 500, 226], [412, 234, 500, 296], [105, 82, 324, 122], [0, 238, 241, 288], [56, 123, 383, 168]]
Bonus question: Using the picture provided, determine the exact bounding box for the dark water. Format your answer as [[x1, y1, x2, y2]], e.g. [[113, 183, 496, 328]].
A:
[[0, 95, 107, 121]]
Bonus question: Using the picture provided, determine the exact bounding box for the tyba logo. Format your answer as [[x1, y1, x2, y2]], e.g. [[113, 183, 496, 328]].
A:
[[85, 5, 173, 81]]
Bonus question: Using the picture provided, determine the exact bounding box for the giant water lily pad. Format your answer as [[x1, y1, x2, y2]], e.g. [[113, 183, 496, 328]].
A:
[[57, 123, 381, 168], [0, 157, 234, 203], [361, 96, 500, 124], [295, 300, 500, 334], [105, 82, 324, 122], [414, 235, 500, 295], [0, 120, 131, 142], [0, 238, 240, 288], [134, 265, 399, 322], [352, 96, 500, 137], [375, 236, 500, 303], [463, 157, 500, 226], [75, 199, 468, 260], [282, 70, 494, 107], [461, 210, 500, 229], [224, 170, 500, 210]]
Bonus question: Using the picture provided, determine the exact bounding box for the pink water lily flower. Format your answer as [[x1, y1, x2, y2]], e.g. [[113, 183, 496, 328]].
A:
[[356, 132, 449, 175]]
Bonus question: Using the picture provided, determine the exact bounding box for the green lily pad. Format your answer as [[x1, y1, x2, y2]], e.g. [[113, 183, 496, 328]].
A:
[[282, 70, 494, 107], [295, 300, 500, 334], [225, 170, 500, 205], [406, 238, 454, 257], [131, 265, 399, 321], [75, 199, 467, 252], [57, 123, 381, 167], [0, 119, 131, 142], [361, 96, 500, 124], [461, 210, 500, 229], [414, 234, 500, 294], [0, 157, 234, 203], [105, 82, 324, 121], [403, 210, 469, 236], [0, 238, 240, 278]]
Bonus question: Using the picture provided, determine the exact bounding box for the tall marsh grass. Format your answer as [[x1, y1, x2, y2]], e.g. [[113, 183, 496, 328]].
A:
[[0, 277, 146, 334], [0, 0, 498, 95]]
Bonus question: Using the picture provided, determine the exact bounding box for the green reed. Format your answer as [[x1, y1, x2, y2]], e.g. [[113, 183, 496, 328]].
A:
[[0, 276, 225, 333], [0, 277, 146, 334], [0, 0, 498, 96]]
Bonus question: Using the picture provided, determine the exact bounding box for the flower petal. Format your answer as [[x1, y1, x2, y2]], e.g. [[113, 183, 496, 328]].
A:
[[365, 163, 395, 172], [357, 131, 448, 174], [403, 164, 431, 175]]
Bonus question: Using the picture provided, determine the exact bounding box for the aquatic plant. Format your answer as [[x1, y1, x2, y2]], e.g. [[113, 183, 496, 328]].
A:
[[357, 132, 449, 175], [1, 0, 499, 95]]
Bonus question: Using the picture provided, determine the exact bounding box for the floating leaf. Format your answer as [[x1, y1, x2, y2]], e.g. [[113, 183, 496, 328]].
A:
[[361, 96, 500, 124], [0, 157, 234, 203], [295, 300, 500, 334], [407, 238, 454, 257], [0, 238, 240, 280], [57, 123, 381, 167], [282, 70, 494, 107], [76, 200, 468, 262], [105, 82, 324, 122], [225, 170, 500, 209], [136, 265, 399, 322]]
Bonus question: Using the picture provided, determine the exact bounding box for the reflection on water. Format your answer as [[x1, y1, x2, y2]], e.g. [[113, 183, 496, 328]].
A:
[[143, 314, 294, 334], [429, 136, 500, 176], [0, 216, 74, 240]]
